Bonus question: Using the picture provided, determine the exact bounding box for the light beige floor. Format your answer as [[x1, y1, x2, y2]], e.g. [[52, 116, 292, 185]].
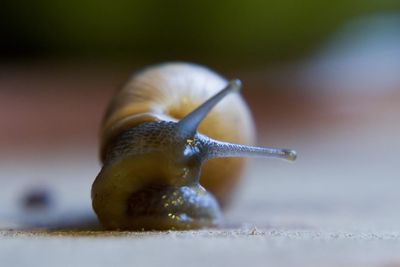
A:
[[1, 66, 400, 267]]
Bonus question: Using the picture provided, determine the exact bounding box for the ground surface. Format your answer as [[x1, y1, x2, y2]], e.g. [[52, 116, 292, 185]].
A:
[[1, 65, 400, 267]]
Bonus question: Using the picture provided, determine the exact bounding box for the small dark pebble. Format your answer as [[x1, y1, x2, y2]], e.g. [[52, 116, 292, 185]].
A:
[[22, 187, 53, 211]]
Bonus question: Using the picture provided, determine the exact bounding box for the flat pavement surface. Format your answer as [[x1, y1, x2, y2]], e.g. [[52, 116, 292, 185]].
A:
[[1, 65, 400, 267]]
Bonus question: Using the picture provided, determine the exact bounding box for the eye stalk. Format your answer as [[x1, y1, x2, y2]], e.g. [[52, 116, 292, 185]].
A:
[[199, 135, 297, 162], [177, 79, 242, 139]]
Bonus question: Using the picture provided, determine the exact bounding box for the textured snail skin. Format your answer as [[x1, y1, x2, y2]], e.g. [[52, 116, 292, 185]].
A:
[[91, 63, 256, 230]]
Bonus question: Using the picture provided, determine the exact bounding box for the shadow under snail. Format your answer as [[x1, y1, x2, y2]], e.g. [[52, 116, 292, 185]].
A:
[[91, 62, 297, 230]]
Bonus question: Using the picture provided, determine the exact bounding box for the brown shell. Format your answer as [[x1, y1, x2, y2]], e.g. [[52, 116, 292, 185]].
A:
[[100, 62, 255, 205]]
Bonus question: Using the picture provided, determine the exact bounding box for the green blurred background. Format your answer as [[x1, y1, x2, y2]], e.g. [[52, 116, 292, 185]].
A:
[[2, 0, 400, 66]]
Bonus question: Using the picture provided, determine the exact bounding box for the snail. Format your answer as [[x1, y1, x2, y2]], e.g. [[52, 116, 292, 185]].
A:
[[91, 62, 296, 230]]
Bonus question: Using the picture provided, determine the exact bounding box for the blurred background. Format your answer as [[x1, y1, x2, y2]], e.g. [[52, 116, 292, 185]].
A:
[[1, 0, 400, 235]]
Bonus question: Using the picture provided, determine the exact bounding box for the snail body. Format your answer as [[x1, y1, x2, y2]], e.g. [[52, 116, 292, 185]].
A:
[[92, 62, 296, 230]]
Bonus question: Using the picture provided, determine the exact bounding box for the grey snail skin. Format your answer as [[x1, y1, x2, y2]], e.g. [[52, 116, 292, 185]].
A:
[[91, 62, 297, 230]]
